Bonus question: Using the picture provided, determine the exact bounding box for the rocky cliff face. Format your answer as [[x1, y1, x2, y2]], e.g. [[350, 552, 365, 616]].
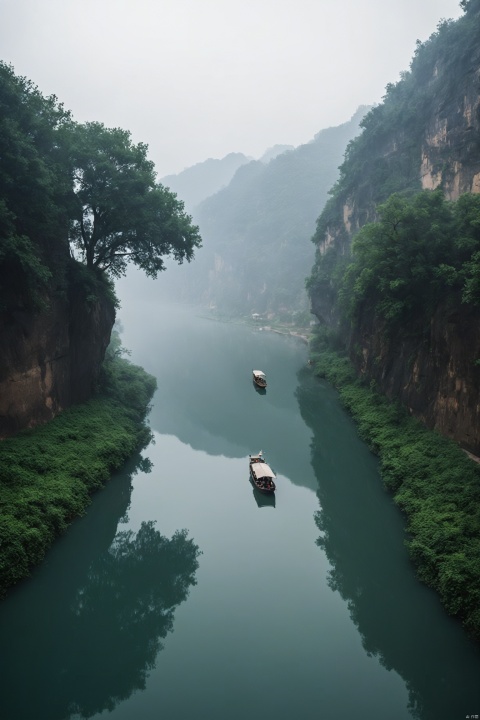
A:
[[348, 298, 480, 455], [0, 267, 115, 438], [420, 67, 480, 200], [309, 5, 480, 454]]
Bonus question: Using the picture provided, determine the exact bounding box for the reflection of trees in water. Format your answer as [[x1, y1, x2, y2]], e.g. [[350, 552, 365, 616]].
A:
[[68, 522, 201, 719], [0, 453, 201, 720], [295, 369, 480, 720]]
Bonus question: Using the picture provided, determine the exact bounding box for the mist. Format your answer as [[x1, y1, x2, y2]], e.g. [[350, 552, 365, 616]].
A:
[[0, 0, 463, 176]]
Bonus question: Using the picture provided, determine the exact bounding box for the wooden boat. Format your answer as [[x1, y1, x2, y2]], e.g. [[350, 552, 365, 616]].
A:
[[249, 452, 276, 494], [252, 370, 267, 388]]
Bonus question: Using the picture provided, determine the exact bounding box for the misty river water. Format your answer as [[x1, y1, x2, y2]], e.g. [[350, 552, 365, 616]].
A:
[[1, 299, 480, 720]]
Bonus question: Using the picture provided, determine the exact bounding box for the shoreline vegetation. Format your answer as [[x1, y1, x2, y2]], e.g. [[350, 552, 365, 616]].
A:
[[0, 335, 157, 598], [310, 329, 480, 642]]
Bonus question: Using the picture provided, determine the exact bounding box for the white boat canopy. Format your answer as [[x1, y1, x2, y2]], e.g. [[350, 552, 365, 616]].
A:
[[250, 462, 276, 480], [252, 370, 266, 378]]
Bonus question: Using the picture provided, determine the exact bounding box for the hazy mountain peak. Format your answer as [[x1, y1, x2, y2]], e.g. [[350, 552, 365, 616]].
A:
[[160, 152, 253, 212], [312, 105, 371, 142], [258, 144, 294, 163]]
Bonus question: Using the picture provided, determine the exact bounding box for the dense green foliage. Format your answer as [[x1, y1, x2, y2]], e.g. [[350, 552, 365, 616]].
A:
[[67, 121, 202, 278], [0, 62, 71, 310], [338, 190, 480, 333], [308, 1, 480, 321], [310, 331, 480, 639], [0, 344, 157, 597], [305, 2, 480, 644], [0, 61, 201, 313]]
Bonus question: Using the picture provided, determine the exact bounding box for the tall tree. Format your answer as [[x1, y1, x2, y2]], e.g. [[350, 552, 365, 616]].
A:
[[0, 62, 71, 309], [67, 122, 201, 278]]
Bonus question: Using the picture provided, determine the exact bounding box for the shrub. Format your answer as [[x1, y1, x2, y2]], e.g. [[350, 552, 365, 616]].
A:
[[0, 352, 156, 597]]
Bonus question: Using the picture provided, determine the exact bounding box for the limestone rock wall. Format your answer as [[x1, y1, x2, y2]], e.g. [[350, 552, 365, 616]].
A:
[[0, 279, 114, 438], [420, 67, 480, 200], [348, 299, 480, 455]]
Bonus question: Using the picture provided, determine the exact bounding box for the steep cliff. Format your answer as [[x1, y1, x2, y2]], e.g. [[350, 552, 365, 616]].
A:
[[348, 296, 480, 455], [308, 0, 480, 454], [0, 259, 115, 438], [1, 61, 200, 438], [0, 62, 114, 437]]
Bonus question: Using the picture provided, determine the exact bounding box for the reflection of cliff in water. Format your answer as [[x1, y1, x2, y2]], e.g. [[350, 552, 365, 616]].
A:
[[295, 367, 480, 719], [0, 453, 201, 720]]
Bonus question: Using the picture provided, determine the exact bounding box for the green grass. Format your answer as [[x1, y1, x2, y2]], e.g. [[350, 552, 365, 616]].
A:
[[0, 353, 157, 597], [311, 333, 480, 640]]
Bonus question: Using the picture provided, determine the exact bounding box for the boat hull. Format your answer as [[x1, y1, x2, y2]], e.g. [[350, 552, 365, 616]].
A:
[[253, 377, 267, 388], [253, 379, 267, 393], [252, 371, 267, 388]]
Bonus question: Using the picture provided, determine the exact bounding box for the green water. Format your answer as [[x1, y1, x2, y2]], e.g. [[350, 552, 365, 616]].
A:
[[1, 301, 479, 720]]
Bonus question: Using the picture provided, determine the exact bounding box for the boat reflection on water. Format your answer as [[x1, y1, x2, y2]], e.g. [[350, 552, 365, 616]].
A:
[[252, 485, 276, 508], [253, 381, 266, 395]]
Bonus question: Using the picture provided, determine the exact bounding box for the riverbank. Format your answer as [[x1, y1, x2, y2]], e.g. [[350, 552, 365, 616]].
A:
[[310, 331, 480, 642], [198, 308, 313, 344], [257, 326, 310, 344], [0, 351, 156, 597]]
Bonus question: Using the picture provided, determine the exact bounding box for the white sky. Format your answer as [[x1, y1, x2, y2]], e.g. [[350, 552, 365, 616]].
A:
[[0, 0, 463, 176]]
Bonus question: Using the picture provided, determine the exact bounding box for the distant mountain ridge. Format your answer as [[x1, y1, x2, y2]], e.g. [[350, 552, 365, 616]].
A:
[[156, 106, 369, 316], [160, 152, 252, 213], [258, 144, 294, 163]]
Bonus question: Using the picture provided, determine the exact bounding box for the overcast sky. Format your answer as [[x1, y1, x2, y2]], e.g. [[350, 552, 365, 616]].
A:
[[0, 0, 463, 177]]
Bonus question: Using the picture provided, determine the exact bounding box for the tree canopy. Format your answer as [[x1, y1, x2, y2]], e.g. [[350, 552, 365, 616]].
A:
[[67, 122, 202, 278], [0, 61, 202, 311], [338, 190, 480, 332], [0, 61, 71, 309]]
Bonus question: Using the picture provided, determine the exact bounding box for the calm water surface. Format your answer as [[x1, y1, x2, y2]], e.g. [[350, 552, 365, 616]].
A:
[[1, 300, 479, 720]]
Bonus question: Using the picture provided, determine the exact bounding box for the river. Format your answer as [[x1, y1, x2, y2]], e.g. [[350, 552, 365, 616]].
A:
[[0, 299, 479, 720]]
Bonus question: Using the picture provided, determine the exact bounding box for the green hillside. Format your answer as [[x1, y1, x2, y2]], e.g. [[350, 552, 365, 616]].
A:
[[162, 107, 369, 317]]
